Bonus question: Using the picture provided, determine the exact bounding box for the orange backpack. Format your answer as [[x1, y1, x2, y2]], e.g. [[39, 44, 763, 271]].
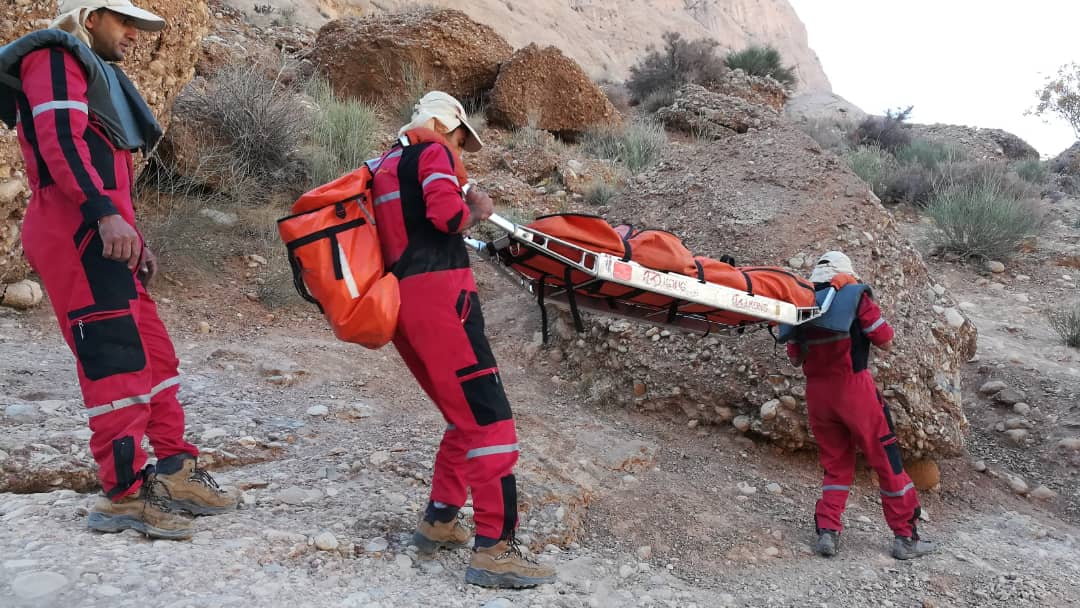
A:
[[277, 161, 400, 348]]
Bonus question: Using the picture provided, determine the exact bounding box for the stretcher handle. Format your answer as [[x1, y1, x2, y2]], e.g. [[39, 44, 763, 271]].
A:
[[486, 212, 516, 234], [463, 213, 516, 252]]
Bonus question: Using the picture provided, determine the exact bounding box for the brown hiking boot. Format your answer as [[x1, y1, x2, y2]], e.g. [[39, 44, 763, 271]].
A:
[[87, 480, 193, 540], [465, 539, 557, 588], [154, 457, 240, 515], [412, 517, 472, 553]]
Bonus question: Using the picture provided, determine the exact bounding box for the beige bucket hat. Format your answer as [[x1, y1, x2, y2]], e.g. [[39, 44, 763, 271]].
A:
[[400, 91, 484, 153]]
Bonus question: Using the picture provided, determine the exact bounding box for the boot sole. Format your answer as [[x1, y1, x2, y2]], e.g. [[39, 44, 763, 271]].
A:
[[892, 549, 938, 560], [167, 498, 238, 516], [411, 530, 469, 554], [464, 567, 555, 589], [87, 512, 192, 540]]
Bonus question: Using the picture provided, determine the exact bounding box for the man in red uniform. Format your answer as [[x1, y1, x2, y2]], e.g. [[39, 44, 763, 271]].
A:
[[0, 0, 239, 540], [370, 91, 555, 588], [787, 251, 937, 560]]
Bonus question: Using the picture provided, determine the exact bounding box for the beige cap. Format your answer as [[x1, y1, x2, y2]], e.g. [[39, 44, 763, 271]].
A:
[[401, 91, 483, 153], [59, 0, 166, 32], [809, 250, 858, 282]]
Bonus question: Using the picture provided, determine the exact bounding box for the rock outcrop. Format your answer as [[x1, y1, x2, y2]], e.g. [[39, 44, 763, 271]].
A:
[[1050, 141, 1080, 175], [657, 84, 781, 137], [544, 125, 977, 460], [1, 0, 210, 287], [785, 91, 868, 122], [488, 45, 618, 135], [312, 8, 512, 105], [235, 0, 832, 93], [907, 124, 1039, 161]]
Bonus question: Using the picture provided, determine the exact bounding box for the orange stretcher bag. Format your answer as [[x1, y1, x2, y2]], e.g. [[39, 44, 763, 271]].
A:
[[681, 257, 816, 325], [277, 162, 399, 348]]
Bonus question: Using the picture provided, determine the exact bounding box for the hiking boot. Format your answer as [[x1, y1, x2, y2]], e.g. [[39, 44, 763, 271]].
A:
[[465, 539, 556, 588], [87, 480, 193, 540], [815, 529, 840, 557], [154, 456, 240, 515], [412, 517, 472, 554], [892, 536, 938, 560]]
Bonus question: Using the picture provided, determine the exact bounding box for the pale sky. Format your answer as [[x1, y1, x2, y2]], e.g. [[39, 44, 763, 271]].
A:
[[789, 0, 1079, 157]]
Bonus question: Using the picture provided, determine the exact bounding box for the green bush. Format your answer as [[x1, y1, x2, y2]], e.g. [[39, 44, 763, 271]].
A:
[[845, 145, 898, 199], [305, 78, 380, 186], [582, 119, 668, 172], [1047, 303, 1080, 348], [1013, 158, 1048, 184], [895, 137, 961, 170], [724, 45, 796, 87], [935, 160, 1036, 201], [627, 32, 726, 102], [927, 170, 1041, 260], [584, 181, 619, 206]]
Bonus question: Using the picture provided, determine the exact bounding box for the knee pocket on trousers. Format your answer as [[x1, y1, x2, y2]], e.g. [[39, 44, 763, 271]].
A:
[[461, 373, 513, 426], [883, 441, 904, 475], [69, 310, 146, 381]]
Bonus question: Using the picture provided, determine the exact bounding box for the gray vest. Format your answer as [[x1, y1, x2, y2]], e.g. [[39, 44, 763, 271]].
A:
[[0, 29, 161, 152], [777, 283, 872, 343]]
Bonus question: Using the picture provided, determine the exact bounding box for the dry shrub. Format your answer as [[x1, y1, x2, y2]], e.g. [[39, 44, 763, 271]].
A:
[[627, 32, 726, 103], [171, 61, 309, 199], [851, 106, 913, 153]]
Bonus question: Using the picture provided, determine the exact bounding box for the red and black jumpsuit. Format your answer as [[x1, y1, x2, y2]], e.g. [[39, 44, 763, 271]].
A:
[[15, 46, 197, 500], [787, 292, 922, 538], [371, 139, 519, 545]]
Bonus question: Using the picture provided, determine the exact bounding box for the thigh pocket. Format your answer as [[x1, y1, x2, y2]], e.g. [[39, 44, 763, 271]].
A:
[[455, 290, 497, 378], [74, 225, 138, 308], [69, 309, 146, 381], [460, 372, 512, 426]]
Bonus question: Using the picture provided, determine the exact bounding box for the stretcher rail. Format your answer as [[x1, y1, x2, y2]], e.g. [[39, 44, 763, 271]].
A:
[[467, 214, 827, 334]]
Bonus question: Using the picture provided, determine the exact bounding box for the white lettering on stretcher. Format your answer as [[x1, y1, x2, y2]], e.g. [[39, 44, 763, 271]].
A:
[[731, 293, 773, 315]]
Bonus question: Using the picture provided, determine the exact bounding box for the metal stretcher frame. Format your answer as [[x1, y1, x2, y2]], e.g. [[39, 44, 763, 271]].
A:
[[467, 213, 830, 334]]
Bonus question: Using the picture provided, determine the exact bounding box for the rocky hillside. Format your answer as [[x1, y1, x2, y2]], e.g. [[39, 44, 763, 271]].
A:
[[0, 0, 210, 284], [223, 0, 831, 91]]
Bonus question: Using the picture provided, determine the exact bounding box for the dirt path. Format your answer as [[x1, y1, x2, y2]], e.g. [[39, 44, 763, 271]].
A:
[[2, 258, 1079, 607]]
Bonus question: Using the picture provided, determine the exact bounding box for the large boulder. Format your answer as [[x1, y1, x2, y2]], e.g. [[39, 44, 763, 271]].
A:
[[312, 8, 512, 105], [545, 125, 977, 460], [488, 44, 618, 135], [657, 84, 781, 138], [0, 0, 210, 287]]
